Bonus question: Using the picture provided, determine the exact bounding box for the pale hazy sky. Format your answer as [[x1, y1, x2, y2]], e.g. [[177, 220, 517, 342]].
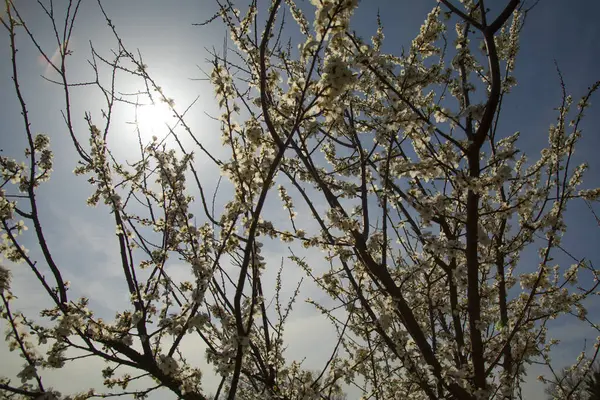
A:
[[1, 1, 600, 399]]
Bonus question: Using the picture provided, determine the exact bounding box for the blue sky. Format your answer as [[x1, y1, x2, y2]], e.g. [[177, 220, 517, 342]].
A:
[[1, 1, 600, 399]]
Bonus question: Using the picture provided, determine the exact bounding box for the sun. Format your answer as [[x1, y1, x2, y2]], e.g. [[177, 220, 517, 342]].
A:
[[134, 100, 177, 138]]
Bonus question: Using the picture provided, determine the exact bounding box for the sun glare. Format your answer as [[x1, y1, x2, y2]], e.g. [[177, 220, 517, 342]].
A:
[[135, 101, 177, 137]]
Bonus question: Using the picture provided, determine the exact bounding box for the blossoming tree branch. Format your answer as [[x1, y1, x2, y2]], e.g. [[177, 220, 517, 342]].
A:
[[1, 0, 599, 399]]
